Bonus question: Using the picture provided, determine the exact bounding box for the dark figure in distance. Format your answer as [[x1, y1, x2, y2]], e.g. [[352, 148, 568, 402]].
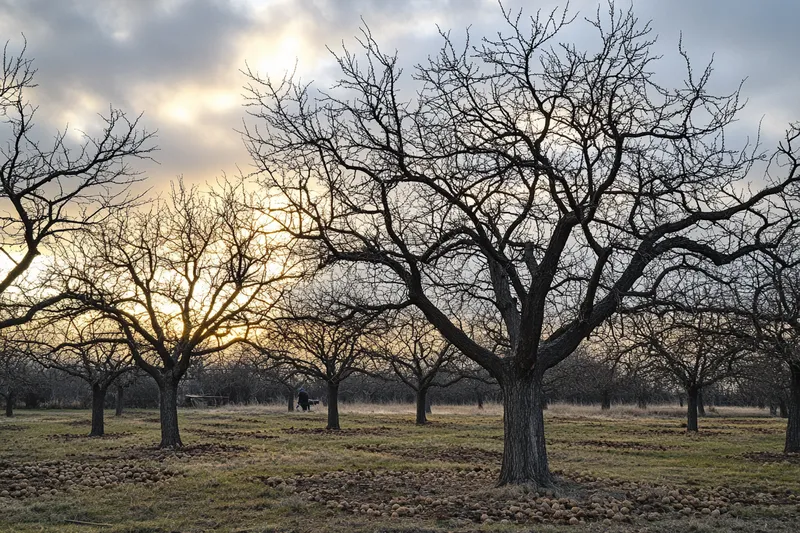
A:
[[297, 387, 310, 411]]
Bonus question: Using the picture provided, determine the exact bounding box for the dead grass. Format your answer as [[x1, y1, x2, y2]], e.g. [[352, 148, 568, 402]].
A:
[[0, 403, 797, 533]]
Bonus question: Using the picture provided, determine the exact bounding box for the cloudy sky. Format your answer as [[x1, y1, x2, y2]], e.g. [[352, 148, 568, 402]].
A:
[[1, 0, 798, 190]]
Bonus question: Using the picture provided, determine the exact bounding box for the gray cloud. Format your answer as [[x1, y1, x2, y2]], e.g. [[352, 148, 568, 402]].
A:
[[1, 0, 798, 189]]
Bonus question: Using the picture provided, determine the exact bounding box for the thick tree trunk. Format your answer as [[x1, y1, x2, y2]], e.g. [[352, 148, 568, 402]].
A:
[[326, 381, 340, 430], [600, 390, 611, 410], [4, 392, 13, 417], [698, 390, 706, 417], [415, 387, 429, 425], [779, 397, 789, 419], [115, 385, 124, 417], [498, 373, 551, 487], [687, 385, 700, 432], [158, 379, 182, 448], [785, 363, 800, 453], [90, 385, 107, 437]]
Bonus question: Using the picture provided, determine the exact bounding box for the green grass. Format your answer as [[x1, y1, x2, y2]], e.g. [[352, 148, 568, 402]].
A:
[[0, 403, 798, 532]]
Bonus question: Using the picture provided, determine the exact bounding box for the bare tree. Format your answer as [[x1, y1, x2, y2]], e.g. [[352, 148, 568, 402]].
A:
[[623, 309, 749, 431], [0, 40, 153, 329], [0, 337, 32, 416], [375, 310, 472, 424], [256, 288, 378, 430], [243, 4, 800, 485], [25, 314, 134, 436], [744, 239, 800, 452], [60, 181, 299, 447]]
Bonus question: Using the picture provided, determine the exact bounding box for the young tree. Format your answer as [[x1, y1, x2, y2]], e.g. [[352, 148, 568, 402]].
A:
[[375, 310, 470, 424], [26, 315, 135, 436], [60, 181, 298, 447], [257, 289, 378, 430], [0, 41, 153, 330], [244, 5, 800, 485], [0, 338, 31, 417], [625, 309, 749, 432]]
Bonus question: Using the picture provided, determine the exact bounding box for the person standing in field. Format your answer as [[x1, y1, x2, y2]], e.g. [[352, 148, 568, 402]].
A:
[[297, 387, 310, 411]]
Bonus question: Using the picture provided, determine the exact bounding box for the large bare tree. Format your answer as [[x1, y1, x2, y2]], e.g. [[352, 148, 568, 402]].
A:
[[59, 181, 299, 447], [0, 41, 153, 329], [243, 4, 800, 485]]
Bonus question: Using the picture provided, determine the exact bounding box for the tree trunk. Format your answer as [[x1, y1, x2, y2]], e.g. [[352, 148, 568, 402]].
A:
[[697, 390, 706, 417], [779, 397, 789, 419], [637, 396, 648, 410], [498, 373, 551, 487], [115, 385, 124, 417], [476, 390, 484, 410], [600, 390, 611, 410], [90, 384, 107, 437], [286, 384, 295, 412], [415, 387, 429, 425], [158, 379, 183, 448], [326, 381, 340, 430], [785, 362, 800, 453], [679, 396, 684, 408], [687, 385, 700, 432], [4, 392, 13, 417], [425, 393, 432, 414]]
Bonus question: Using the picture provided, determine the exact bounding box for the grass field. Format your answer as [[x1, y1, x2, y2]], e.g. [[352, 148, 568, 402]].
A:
[[1, 403, 798, 532]]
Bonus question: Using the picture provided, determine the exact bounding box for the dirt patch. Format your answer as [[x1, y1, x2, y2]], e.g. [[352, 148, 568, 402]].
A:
[[46, 432, 134, 442], [282, 426, 394, 436], [187, 428, 279, 440], [257, 468, 799, 525], [0, 424, 26, 432], [120, 442, 248, 461], [742, 452, 800, 465], [564, 439, 671, 451], [344, 443, 501, 464], [0, 459, 178, 499]]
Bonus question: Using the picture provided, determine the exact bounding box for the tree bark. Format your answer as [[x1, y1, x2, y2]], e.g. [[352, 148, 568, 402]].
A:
[[785, 362, 800, 453], [697, 390, 706, 417], [600, 390, 611, 410], [286, 384, 295, 412], [498, 373, 551, 487], [158, 378, 183, 448], [415, 386, 429, 425], [4, 392, 13, 417], [687, 385, 700, 432], [115, 385, 124, 417], [779, 397, 789, 419], [90, 384, 107, 437], [326, 381, 340, 430]]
